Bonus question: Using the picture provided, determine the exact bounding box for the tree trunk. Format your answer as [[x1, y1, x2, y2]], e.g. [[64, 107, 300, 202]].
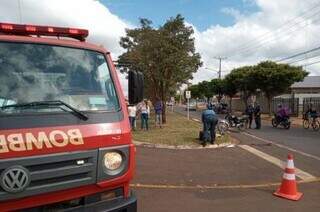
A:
[[241, 93, 249, 110], [162, 99, 167, 124]]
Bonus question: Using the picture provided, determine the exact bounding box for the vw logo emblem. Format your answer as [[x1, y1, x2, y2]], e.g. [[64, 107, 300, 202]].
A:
[[0, 166, 30, 193]]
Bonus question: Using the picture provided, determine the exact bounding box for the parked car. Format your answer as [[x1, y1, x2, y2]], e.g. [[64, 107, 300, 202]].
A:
[[185, 100, 197, 111]]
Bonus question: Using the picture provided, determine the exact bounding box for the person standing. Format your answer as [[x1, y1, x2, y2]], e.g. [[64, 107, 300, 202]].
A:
[[140, 100, 150, 131], [128, 104, 137, 130], [245, 104, 254, 128], [201, 104, 218, 147], [154, 98, 163, 128], [254, 104, 261, 129]]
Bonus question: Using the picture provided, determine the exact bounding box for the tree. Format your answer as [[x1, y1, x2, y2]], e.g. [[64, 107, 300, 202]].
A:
[[118, 15, 202, 123], [223, 75, 238, 112], [226, 66, 257, 108], [209, 78, 225, 102], [254, 61, 308, 114], [188, 84, 202, 99]]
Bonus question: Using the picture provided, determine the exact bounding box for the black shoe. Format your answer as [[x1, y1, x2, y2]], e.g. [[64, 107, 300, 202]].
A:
[[202, 142, 206, 147]]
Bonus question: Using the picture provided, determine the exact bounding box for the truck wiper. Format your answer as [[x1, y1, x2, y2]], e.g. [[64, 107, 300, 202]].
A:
[[0, 100, 88, 121]]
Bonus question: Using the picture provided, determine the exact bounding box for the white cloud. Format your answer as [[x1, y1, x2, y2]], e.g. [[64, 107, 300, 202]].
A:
[[0, 0, 130, 94], [191, 0, 320, 84], [1, 0, 320, 89]]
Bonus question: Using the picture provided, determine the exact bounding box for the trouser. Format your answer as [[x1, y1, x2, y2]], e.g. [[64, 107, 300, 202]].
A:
[[203, 116, 218, 143], [255, 116, 261, 129], [141, 113, 149, 130], [248, 116, 253, 128], [129, 117, 136, 130], [155, 113, 162, 127]]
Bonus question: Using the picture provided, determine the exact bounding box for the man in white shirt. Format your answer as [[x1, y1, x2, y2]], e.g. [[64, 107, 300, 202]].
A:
[[128, 105, 137, 130]]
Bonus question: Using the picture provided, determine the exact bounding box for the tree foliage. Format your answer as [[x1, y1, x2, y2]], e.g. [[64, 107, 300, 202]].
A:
[[118, 15, 202, 122], [254, 61, 308, 114], [188, 61, 308, 113]]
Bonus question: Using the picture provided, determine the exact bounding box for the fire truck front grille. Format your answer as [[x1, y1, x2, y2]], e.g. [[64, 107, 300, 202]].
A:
[[0, 150, 98, 202]]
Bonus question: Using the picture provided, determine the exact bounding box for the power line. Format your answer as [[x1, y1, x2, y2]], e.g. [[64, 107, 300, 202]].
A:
[[226, 1, 320, 58], [300, 59, 320, 67], [288, 53, 320, 64], [234, 12, 320, 57], [276, 45, 320, 62], [228, 1, 320, 56]]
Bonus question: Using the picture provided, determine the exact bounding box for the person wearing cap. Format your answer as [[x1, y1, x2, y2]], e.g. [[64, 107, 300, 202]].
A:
[[201, 104, 218, 146]]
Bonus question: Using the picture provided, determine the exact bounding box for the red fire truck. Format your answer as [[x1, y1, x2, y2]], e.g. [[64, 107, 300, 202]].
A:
[[0, 22, 143, 211]]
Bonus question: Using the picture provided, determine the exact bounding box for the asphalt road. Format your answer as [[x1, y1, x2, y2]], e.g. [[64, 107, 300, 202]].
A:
[[133, 106, 320, 211], [174, 106, 320, 158]]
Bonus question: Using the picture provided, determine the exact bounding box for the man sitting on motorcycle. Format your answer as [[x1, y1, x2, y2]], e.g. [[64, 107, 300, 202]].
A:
[[276, 104, 289, 123]]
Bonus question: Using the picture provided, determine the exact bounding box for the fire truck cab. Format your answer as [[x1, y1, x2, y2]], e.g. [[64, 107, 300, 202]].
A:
[[0, 22, 143, 211]]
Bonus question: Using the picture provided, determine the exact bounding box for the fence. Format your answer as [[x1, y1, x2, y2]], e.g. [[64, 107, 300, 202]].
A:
[[303, 97, 320, 114], [272, 98, 299, 116]]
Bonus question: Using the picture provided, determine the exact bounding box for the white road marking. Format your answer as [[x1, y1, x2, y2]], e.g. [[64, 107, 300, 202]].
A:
[[239, 144, 316, 181], [242, 132, 320, 161]]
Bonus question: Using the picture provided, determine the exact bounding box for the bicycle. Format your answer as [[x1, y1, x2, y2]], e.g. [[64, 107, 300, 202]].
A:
[[303, 114, 320, 131]]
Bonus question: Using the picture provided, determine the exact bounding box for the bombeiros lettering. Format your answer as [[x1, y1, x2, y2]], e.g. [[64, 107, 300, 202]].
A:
[[0, 129, 84, 153]]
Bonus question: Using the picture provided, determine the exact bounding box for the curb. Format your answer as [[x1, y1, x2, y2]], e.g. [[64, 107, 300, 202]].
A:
[[130, 177, 320, 190], [133, 136, 239, 150]]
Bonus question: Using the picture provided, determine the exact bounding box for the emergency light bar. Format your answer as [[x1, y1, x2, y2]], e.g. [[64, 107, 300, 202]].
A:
[[0, 22, 89, 41]]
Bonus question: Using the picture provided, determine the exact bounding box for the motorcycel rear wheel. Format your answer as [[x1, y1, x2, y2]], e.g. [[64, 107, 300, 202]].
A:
[[271, 118, 278, 128]]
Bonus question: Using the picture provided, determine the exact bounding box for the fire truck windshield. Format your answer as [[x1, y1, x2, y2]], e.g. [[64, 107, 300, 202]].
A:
[[0, 42, 119, 115]]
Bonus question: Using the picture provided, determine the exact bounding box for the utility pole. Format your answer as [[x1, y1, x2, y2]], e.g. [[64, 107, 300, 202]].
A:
[[214, 57, 227, 79]]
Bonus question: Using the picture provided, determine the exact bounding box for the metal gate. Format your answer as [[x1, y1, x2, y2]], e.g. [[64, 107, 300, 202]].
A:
[[272, 97, 299, 116]]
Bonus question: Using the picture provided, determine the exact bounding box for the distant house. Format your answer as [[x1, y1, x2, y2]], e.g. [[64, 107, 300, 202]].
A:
[[275, 76, 320, 109], [290, 76, 320, 94]]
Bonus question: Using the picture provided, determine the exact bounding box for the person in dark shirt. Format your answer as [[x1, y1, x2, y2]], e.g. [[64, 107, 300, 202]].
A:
[[154, 98, 163, 128], [245, 104, 254, 128], [254, 104, 261, 129], [201, 104, 218, 146]]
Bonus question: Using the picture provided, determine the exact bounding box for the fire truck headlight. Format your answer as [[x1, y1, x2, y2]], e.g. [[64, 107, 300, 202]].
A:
[[98, 146, 129, 181], [103, 152, 123, 171]]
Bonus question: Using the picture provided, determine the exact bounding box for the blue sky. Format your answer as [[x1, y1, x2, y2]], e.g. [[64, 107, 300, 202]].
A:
[[102, 0, 258, 31]]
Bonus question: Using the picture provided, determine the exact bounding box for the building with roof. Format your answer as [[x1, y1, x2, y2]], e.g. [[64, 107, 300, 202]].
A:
[[290, 76, 320, 94]]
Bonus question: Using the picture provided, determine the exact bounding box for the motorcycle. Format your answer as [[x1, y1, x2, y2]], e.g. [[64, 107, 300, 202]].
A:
[[217, 119, 229, 135], [272, 115, 291, 129], [225, 113, 248, 131]]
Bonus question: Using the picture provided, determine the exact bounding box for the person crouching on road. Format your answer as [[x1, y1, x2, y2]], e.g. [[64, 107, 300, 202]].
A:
[[201, 104, 218, 147], [140, 100, 150, 131], [254, 104, 261, 129]]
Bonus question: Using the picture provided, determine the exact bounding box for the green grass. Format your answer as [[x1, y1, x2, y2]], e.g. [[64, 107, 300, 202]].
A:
[[132, 111, 230, 146]]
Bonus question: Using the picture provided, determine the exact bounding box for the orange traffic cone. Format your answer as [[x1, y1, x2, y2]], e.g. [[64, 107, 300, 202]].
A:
[[274, 154, 303, 201]]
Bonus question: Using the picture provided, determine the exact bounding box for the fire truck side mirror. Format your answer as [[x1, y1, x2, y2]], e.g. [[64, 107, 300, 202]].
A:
[[128, 70, 144, 104]]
